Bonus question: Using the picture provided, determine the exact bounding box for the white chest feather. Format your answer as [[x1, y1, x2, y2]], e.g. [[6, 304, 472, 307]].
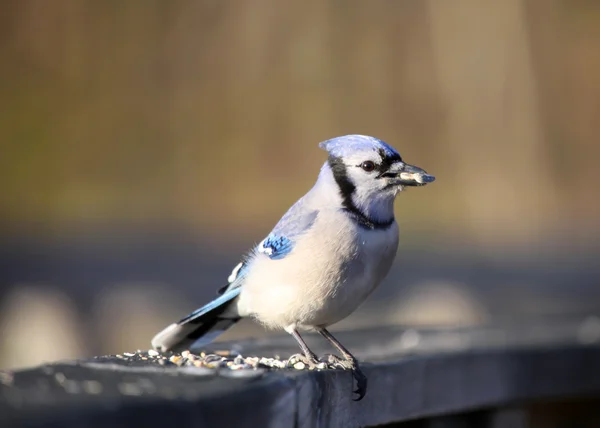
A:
[[237, 211, 399, 329]]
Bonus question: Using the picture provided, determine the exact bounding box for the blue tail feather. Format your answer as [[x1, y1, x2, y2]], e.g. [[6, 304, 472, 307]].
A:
[[151, 288, 241, 352]]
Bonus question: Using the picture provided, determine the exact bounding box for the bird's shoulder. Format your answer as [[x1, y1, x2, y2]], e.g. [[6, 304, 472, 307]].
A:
[[217, 196, 319, 295], [257, 194, 319, 259]]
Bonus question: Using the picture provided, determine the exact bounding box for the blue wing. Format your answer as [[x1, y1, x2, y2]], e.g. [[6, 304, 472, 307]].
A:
[[218, 200, 318, 295], [259, 234, 295, 260], [217, 254, 251, 295], [271, 197, 318, 238], [258, 199, 318, 260]]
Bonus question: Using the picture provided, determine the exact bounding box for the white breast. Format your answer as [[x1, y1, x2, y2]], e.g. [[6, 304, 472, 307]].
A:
[[237, 211, 399, 330]]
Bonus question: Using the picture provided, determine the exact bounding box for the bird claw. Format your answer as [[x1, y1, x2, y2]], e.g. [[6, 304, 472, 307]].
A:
[[351, 366, 368, 401], [320, 354, 367, 400], [320, 353, 347, 369], [287, 353, 319, 368]]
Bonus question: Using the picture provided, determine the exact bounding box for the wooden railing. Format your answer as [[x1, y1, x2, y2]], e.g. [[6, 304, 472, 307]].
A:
[[1, 318, 599, 427]]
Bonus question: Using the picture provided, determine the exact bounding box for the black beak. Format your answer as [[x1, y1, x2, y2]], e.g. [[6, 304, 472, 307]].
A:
[[388, 163, 435, 186]]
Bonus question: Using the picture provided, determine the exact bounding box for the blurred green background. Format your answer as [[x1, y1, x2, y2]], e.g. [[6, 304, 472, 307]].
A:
[[1, 0, 599, 369]]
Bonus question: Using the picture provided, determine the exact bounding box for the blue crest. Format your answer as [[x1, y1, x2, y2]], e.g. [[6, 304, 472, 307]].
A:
[[319, 135, 401, 160]]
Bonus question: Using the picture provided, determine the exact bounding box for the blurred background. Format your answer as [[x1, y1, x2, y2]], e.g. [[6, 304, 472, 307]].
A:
[[1, 0, 599, 370]]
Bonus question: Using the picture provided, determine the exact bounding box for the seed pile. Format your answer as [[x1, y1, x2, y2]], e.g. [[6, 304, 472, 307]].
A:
[[111, 349, 330, 372]]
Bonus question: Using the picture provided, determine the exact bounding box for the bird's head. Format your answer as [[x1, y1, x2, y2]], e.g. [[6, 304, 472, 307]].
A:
[[318, 135, 435, 225]]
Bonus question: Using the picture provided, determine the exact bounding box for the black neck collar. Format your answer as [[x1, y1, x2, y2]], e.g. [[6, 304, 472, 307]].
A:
[[328, 156, 394, 231]]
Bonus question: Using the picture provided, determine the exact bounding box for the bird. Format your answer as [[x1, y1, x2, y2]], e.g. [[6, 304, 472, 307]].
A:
[[151, 134, 435, 400]]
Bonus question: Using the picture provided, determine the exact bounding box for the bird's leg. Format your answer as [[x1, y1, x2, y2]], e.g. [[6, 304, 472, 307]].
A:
[[287, 327, 319, 367], [316, 328, 358, 368], [317, 327, 368, 401]]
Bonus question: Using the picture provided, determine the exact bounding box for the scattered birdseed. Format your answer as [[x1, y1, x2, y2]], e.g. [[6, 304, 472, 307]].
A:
[[215, 350, 237, 357], [203, 354, 224, 364], [169, 355, 183, 365], [109, 348, 337, 377]]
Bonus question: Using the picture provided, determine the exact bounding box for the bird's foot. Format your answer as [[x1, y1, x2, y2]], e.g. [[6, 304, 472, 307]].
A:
[[320, 354, 367, 401], [320, 353, 347, 369], [287, 353, 319, 369], [350, 364, 368, 401]]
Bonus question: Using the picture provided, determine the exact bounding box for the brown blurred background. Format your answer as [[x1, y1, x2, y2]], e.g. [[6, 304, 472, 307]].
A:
[[1, 0, 599, 370]]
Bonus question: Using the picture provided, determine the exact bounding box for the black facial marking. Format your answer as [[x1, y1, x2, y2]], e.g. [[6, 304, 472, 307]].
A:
[[352, 149, 403, 178], [374, 148, 403, 178], [328, 156, 394, 231], [378, 148, 402, 165], [329, 156, 356, 202]]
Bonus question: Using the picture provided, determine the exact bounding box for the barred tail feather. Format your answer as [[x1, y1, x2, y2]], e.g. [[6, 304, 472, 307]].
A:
[[151, 288, 241, 352]]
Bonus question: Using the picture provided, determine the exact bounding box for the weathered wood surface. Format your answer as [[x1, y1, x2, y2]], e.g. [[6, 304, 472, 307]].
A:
[[1, 319, 599, 428]]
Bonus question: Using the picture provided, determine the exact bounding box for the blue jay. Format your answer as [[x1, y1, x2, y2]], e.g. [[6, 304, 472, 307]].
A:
[[152, 135, 435, 400]]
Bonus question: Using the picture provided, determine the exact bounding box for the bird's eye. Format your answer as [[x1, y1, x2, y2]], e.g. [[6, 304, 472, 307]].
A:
[[360, 161, 376, 172]]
